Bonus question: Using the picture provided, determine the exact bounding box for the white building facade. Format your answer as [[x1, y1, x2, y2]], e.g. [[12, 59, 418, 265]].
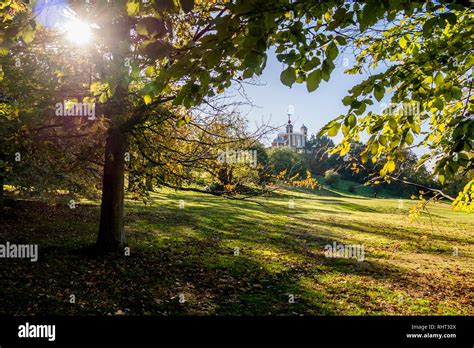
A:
[[271, 114, 307, 152]]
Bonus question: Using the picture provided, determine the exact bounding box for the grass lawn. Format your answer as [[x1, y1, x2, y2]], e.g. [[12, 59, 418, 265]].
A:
[[0, 186, 472, 315]]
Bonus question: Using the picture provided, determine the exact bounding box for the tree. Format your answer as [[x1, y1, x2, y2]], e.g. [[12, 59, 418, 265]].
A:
[[0, 36, 105, 204], [268, 147, 307, 179], [324, 169, 340, 188], [304, 134, 343, 176], [1, 0, 472, 252]]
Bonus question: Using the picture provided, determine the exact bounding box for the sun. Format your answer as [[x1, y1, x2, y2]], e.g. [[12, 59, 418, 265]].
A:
[[64, 20, 92, 45]]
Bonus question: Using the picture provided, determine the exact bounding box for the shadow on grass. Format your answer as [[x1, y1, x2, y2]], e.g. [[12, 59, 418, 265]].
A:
[[0, 194, 469, 316]]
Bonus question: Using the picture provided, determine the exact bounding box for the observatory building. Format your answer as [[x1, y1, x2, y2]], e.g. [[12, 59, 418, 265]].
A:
[[271, 109, 307, 152]]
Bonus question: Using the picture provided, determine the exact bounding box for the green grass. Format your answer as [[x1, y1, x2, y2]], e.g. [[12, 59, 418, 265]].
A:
[[0, 186, 472, 315], [315, 175, 401, 198]]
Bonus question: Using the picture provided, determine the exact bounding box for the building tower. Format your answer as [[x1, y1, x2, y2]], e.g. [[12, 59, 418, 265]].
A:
[[271, 106, 307, 151], [286, 113, 294, 146], [300, 124, 307, 137]]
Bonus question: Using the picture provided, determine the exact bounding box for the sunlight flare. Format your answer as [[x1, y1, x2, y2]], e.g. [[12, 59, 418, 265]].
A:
[[64, 20, 92, 45]]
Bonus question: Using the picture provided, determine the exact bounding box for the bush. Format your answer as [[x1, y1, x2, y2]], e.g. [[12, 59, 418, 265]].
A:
[[348, 185, 357, 193], [324, 169, 340, 187], [268, 147, 308, 179]]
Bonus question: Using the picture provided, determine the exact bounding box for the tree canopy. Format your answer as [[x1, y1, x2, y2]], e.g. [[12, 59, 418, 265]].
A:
[[0, 0, 472, 251]]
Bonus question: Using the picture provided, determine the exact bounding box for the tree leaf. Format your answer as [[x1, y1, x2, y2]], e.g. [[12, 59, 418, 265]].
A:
[[342, 96, 354, 106], [422, 17, 437, 36], [326, 42, 339, 61], [321, 59, 331, 81], [306, 69, 321, 92], [145, 66, 154, 77], [374, 84, 384, 101], [399, 36, 407, 49], [434, 72, 444, 87], [179, 0, 194, 13], [361, 151, 369, 163], [386, 160, 396, 172], [280, 67, 296, 87], [347, 114, 357, 128], [126, 1, 140, 16], [327, 122, 341, 136], [144, 95, 152, 105], [176, 118, 186, 127]]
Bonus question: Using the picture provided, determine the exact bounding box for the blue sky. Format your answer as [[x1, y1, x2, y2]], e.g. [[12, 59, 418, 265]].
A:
[[235, 50, 368, 145], [235, 49, 429, 160]]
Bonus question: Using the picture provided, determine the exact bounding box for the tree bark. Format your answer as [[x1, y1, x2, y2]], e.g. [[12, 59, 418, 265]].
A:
[[97, 128, 127, 251], [0, 170, 4, 209], [0, 153, 5, 209], [145, 161, 153, 191]]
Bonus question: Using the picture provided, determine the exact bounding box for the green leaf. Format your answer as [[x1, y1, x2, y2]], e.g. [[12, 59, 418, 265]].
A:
[[347, 114, 356, 128], [452, 86, 462, 99], [433, 97, 444, 110], [327, 122, 341, 136], [204, 50, 221, 68], [21, 25, 35, 44], [422, 18, 437, 36], [342, 124, 350, 136], [136, 21, 149, 36], [399, 36, 407, 49], [136, 17, 166, 37], [153, 0, 178, 12], [405, 131, 414, 145], [438, 174, 445, 185], [97, 93, 106, 103], [144, 94, 152, 105], [384, 160, 396, 173], [361, 151, 369, 164], [412, 123, 421, 134], [321, 59, 331, 81], [441, 12, 457, 25], [179, 0, 194, 13], [342, 96, 354, 106], [145, 66, 154, 77], [356, 103, 366, 115], [389, 117, 397, 130], [434, 72, 444, 87], [126, 1, 140, 16], [326, 42, 339, 61], [306, 69, 321, 92], [280, 67, 296, 87], [374, 84, 384, 101], [176, 118, 186, 127], [387, 160, 396, 172], [144, 41, 172, 60], [335, 36, 347, 45], [244, 51, 261, 70]]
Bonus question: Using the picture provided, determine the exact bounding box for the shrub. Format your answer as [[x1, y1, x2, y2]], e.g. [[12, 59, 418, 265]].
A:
[[324, 169, 340, 187]]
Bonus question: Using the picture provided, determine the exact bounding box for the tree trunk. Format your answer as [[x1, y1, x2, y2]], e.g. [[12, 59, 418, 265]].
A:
[[145, 162, 153, 191], [97, 128, 127, 251], [0, 170, 4, 209], [0, 153, 5, 209]]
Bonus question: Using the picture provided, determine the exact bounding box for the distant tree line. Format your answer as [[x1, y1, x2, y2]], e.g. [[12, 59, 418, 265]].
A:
[[266, 134, 470, 198]]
